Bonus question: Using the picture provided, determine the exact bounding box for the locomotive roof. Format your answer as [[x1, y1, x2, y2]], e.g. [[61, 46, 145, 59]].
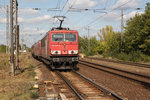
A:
[[50, 29, 78, 33]]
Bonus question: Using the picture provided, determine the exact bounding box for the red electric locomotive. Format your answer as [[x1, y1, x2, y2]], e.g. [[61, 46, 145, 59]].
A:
[[32, 16, 79, 70], [31, 40, 41, 59]]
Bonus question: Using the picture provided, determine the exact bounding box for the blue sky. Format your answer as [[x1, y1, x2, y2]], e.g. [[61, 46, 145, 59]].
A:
[[0, 0, 149, 47]]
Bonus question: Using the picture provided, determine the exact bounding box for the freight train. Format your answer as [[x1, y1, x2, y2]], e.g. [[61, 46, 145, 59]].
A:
[[31, 17, 79, 70]]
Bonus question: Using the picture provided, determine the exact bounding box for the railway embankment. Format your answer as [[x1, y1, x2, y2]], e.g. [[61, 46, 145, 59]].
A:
[[0, 53, 38, 99], [78, 57, 150, 100], [81, 57, 150, 76]]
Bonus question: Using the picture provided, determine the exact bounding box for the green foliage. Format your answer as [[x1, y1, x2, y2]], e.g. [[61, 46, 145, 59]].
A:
[[102, 51, 150, 62], [97, 25, 121, 54], [79, 3, 150, 62], [79, 36, 100, 56], [79, 26, 121, 57], [0, 45, 6, 53], [145, 3, 150, 11], [79, 36, 88, 54], [89, 36, 99, 55], [26, 47, 31, 52], [124, 4, 150, 55], [96, 41, 106, 54], [30, 92, 38, 99], [97, 26, 115, 51], [28, 64, 36, 78]]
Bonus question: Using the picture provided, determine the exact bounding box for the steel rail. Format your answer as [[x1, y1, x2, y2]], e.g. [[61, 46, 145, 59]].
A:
[[56, 71, 84, 100], [85, 57, 150, 68], [79, 60, 150, 85], [72, 70, 124, 100]]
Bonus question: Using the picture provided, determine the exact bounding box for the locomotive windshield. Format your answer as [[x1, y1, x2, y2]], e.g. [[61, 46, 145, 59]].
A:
[[52, 33, 77, 42], [52, 34, 64, 41], [65, 34, 76, 42]]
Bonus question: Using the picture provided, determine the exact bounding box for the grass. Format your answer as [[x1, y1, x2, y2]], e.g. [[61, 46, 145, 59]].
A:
[[101, 51, 150, 63], [0, 53, 38, 100], [30, 92, 38, 99]]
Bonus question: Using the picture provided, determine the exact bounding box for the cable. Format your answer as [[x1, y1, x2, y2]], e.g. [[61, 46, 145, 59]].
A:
[[59, 0, 69, 16], [51, 0, 62, 28], [63, 0, 77, 16], [83, 0, 133, 28]]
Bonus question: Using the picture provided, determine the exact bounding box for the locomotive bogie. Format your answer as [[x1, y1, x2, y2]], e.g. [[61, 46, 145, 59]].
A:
[[51, 56, 78, 63]]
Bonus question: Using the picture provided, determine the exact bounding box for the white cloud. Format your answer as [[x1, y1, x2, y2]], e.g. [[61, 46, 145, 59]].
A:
[[124, 11, 144, 20], [25, 15, 51, 24], [16, 15, 51, 24], [22, 28, 47, 35], [0, 15, 51, 24], [112, 0, 141, 9], [102, 12, 119, 21], [19, 8, 41, 16], [0, 16, 6, 23], [101, 10, 144, 22], [68, 0, 98, 8]]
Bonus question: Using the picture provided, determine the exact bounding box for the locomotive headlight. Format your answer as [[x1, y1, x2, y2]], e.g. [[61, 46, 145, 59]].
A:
[[74, 50, 78, 54], [51, 50, 61, 54], [69, 50, 78, 54]]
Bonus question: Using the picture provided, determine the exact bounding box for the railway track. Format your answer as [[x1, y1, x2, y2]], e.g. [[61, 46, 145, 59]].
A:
[[85, 57, 150, 68], [56, 71, 124, 100], [79, 60, 150, 86]]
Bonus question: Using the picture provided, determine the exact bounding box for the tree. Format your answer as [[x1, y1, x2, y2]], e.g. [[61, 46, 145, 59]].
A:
[[124, 3, 150, 55], [97, 25, 117, 53], [145, 3, 150, 11], [0, 45, 6, 53], [79, 36, 88, 54], [79, 36, 100, 56], [89, 36, 99, 55]]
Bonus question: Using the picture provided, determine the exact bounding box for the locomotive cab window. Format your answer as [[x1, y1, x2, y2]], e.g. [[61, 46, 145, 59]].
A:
[[52, 34, 64, 42], [52, 33, 77, 42], [65, 34, 76, 42]]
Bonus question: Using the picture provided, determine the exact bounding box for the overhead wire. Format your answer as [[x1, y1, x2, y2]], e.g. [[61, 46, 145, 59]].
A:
[[82, 0, 133, 28], [52, 0, 69, 28], [63, 0, 77, 16], [51, 0, 62, 28], [64, 0, 106, 30], [59, 0, 69, 16], [73, 0, 133, 35], [66, 0, 108, 30]]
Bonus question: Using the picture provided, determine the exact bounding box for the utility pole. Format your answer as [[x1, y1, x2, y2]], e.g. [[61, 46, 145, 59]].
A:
[[6, 5, 9, 54], [15, 0, 19, 70], [10, 0, 18, 76], [88, 26, 90, 54], [120, 8, 124, 51], [21, 38, 24, 54], [10, 0, 15, 76]]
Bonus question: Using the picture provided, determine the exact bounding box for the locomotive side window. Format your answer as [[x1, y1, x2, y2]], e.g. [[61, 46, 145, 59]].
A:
[[52, 34, 64, 42], [65, 34, 76, 42]]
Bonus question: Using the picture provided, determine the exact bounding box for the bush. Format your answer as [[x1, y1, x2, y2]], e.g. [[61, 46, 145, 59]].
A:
[[102, 51, 150, 62], [138, 52, 150, 62], [115, 52, 129, 61], [30, 92, 38, 99], [0, 45, 6, 53]]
